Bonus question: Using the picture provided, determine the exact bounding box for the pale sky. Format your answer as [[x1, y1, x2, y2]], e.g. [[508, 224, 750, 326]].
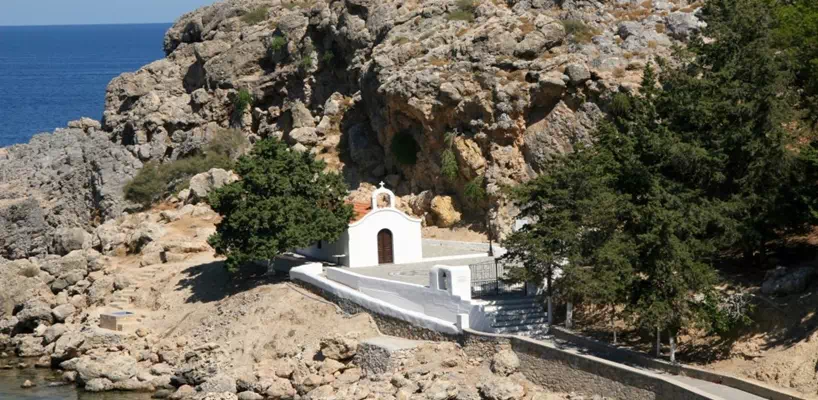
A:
[[0, 0, 218, 26]]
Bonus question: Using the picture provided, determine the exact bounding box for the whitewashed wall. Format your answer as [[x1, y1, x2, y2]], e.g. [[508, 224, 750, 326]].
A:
[[346, 208, 423, 268], [325, 266, 492, 331], [297, 231, 350, 266], [290, 263, 462, 335]]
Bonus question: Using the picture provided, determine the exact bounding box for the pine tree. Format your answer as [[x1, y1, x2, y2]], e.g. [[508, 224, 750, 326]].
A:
[[208, 138, 354, 273]]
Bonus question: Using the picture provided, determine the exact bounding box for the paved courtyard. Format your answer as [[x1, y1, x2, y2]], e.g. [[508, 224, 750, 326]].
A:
[[351, 239, 499, 286]]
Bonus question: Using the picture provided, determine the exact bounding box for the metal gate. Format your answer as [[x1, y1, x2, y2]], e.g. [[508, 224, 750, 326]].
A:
[[468, 260, 526, 298]]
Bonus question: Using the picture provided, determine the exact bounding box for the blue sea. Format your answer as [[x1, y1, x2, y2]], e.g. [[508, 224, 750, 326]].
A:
[[0, 24, 171, 147]]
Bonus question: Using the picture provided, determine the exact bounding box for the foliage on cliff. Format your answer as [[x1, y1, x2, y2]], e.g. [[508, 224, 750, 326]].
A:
[[207, 138, 353, 273], [504, 0, 818, 362], [123, 129, 245, 207]]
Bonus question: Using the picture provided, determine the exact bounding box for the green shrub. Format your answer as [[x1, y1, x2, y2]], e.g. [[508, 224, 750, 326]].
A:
[[321, 50, 335, 65], [456, 0, 479, 12], [299, 54, 314, 70], [241, 7, 269, 25], [231, 88, 253, 123], [441, 149, 458, 181], [124, 162, 166, 207], [391, 133, 419, 165], [447, 10, 475, 22], [269, 35, 288, 53], [447, 0, 479, 23], [444, 130, 458, 148], [464, 175, 487, 203], [609, 93, 632, 117], [124, 130, 244, 207], [562, 19, 596, 44]]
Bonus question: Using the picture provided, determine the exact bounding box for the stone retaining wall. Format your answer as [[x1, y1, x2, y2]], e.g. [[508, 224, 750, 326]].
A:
[[550, 327, 807, 400]]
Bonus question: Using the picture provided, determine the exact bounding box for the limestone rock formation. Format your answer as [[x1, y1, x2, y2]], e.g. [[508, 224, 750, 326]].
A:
[[0, 127, 141, 260], [92, 0, 699, 238]]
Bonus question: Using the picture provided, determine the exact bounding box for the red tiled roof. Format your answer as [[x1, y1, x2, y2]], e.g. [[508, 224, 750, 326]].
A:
[[349, 201, 371, 223]]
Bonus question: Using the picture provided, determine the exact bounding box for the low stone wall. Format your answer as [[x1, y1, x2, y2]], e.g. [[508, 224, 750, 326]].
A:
[[551, 327, 807, 400], [459, 330, 718, 400]]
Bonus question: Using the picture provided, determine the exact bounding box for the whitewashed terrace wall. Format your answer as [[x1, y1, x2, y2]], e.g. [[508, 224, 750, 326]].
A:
[[290, 263, 463, 335], [324, 266, 493, 332]]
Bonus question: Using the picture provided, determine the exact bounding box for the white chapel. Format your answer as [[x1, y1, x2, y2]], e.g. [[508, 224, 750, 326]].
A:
[[297, 183, 423, 268]]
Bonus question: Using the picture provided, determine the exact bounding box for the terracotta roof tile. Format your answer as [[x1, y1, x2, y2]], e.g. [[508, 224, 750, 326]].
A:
[[349, 201, 371, 223]]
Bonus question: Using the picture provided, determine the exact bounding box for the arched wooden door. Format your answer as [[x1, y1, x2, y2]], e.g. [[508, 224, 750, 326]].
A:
[[377, 229, 394, 264]]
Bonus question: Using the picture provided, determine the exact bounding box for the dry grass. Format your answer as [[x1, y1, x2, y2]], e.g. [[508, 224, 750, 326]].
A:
[[508, 69, 528, 82], [562, 19, 599, 44], [623, 52, 635, 60], [655, 23, 666, 33], [518, 17, 535, 36], [241, 6, 269, 25], [613, 67, 627, 78], [392, 36, 411, 45], [456, 28, 470, 37], [18, 265, 40, 278], [647, 40, 658, 49], [429, 57, 450, 67]]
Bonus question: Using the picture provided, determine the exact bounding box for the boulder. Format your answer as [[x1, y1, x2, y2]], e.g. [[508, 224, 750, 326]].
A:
[[67, 353, 138, 383], [237, 391, 264, 400], [491, 350, 520, 377], [43, 324, 68, 345], [51, 304, 76, 323], [565, 63, 591, 85], [52, 331, 85, 361], [200, 374, 237, 394], [51, 227, 90, 255], [67, 117, 102, 131], [15, 335, 46, 357], [664, 12, 705, 40], [320, 334, 359, 361], [761, 266, 817, 296], [290, 101, 315, 129], [430, 196, 462, 228], [479, 377, 525, 400], [15, 299, 54, 330], [170, 385, 197, 399], [287, 127, 320, 146], [128, 223, 166, 253], [85, 378, 114, 392], [188, 169, 239, 203]]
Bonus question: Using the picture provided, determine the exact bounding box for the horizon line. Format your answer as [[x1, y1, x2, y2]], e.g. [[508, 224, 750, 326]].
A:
[[0, 21, 174, 28]]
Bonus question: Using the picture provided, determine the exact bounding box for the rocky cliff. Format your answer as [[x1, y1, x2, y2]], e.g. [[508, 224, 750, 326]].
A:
[[0, 0, 704, 260]]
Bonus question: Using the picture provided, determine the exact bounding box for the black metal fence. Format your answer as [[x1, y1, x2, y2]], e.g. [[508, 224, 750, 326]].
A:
[[469, 259, 526, 298]]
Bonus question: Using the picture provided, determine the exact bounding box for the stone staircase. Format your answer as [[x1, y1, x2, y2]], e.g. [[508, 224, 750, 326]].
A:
[[482, 297, 549, 336], [103, 266, 158, 332]]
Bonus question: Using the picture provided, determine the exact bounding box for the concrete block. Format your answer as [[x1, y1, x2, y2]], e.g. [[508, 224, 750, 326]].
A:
[[354, 336, 423, 376]]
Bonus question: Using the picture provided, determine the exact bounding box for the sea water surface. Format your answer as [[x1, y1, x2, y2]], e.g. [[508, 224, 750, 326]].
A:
[[0, 24, 171, 147], [0, 358, 150, 400]]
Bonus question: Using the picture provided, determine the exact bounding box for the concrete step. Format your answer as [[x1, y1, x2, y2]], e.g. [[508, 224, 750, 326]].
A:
[[487, 307, 545, 316], [492, 316, 549, 327], [493, 323, 549, 335], [480, 297, 542, 306], [493, 311, 547, 322]]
